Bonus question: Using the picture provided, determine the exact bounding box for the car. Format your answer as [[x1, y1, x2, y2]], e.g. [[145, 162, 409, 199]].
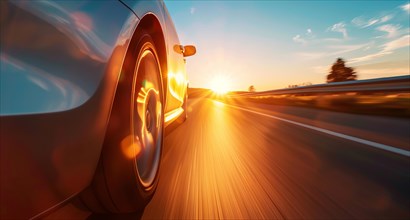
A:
[[0, 0, 195, 218]]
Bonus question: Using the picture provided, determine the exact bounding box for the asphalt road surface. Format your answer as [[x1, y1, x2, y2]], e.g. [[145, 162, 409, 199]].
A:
[[141, 97, 410, 219]]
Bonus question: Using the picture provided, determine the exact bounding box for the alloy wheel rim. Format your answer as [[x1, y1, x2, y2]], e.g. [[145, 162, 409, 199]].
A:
[[133, 47, 163, 188]]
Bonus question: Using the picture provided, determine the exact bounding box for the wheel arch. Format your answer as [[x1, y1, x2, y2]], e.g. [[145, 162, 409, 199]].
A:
[[130, 13, 168, 104], [80, 14, 169, 213]]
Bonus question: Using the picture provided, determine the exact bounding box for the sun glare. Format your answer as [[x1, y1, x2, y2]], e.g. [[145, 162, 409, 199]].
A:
[[211, 75, 230, 95]]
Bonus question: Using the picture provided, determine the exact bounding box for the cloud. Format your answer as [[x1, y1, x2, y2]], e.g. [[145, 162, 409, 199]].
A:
[[328, 22, 348, 38], [377, 24, 401, 38], [401, 3, 410, 13], [364, 19, 378, 28], [293, 29, 315, 44], [327, 42, 374, 55], [380, 15, 393, 23], [306, 28, 315, 38], [384, 34, 410, 50], [352, 17, 376, 28], [351, 15, 393, 28], [296, 42, 372, 60], [350, 35, 410, 63], [349, 51, 393, 64], [190, 7, 196, 14], [292, 35, 307, 44]]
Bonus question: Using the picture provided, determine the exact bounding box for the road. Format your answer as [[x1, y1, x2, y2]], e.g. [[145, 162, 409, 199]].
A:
[[142, 97, 410, 219]]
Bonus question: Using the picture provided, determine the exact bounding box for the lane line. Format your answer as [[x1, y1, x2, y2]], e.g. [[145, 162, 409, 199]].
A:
[[220, 101, 410, 157]]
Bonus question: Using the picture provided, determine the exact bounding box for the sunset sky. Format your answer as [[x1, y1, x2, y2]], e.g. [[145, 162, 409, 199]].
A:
[[165, 1, 410, 91]]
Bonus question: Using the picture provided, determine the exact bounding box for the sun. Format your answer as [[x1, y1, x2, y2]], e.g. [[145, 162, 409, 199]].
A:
[[210, 74, 230, 95]]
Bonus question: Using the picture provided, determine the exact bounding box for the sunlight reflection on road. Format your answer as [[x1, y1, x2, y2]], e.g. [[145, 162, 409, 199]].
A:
[[142, 98, 409, 219], [144, 98, 284, 218]]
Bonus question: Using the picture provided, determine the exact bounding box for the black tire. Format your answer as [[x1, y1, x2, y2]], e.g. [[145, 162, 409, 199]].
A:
[[80, 32, 164, 214]]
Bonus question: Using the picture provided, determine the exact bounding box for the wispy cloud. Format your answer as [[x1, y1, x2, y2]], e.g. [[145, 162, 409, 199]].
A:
[[296, 42, 372, 60], [380, 15, 393, 23], [352, 17, 378, 28], [292, 35, 307, 44], [190, 7, 196, 15], [306, 28, 314, 38], [295, 3, 408, 66], [350, 35, 410, 63], [292, 29, 315, 45], [377, 24, 401, 38], [328, 22, 348, 39], [349, 51, 392, 64], [401, 3, 410, 13], [327, 42, 374, 55], [384, 34, 410, 50], [351, 15, 393, 28]]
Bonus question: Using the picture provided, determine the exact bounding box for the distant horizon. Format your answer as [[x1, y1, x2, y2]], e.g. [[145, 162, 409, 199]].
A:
[[166, 1, 410, 91], [188, 74, 410, 92]]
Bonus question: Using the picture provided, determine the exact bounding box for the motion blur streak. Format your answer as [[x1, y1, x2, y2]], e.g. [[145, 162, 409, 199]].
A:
[[223, 102, 410, 157], [143, 98, 409, 219]]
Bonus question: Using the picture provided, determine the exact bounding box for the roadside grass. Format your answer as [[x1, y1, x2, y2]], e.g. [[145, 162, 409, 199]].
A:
[[232, 93, 410, 118], [187, 88, 410, 118]]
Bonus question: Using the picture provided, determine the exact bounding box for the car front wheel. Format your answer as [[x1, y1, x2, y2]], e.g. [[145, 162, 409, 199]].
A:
[[80, 32, 164, 214]]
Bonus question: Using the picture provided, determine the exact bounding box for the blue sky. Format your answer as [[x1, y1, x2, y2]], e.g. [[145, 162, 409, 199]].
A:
[[165, 1, 410, 91]]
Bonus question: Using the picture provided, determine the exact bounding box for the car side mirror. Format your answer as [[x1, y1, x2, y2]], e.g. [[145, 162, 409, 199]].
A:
[[183, 45, 196, 57]]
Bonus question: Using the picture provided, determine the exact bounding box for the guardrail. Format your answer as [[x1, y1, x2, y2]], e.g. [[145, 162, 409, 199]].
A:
[[231, 75, 410, 97]]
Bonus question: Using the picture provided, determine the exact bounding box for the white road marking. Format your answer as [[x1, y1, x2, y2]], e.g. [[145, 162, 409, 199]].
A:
[[220, 101, 410, 157]]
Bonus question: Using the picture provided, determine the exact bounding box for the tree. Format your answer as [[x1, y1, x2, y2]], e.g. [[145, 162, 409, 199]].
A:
[[327, 58, 357, 83], [248, 85, 255, 92]]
